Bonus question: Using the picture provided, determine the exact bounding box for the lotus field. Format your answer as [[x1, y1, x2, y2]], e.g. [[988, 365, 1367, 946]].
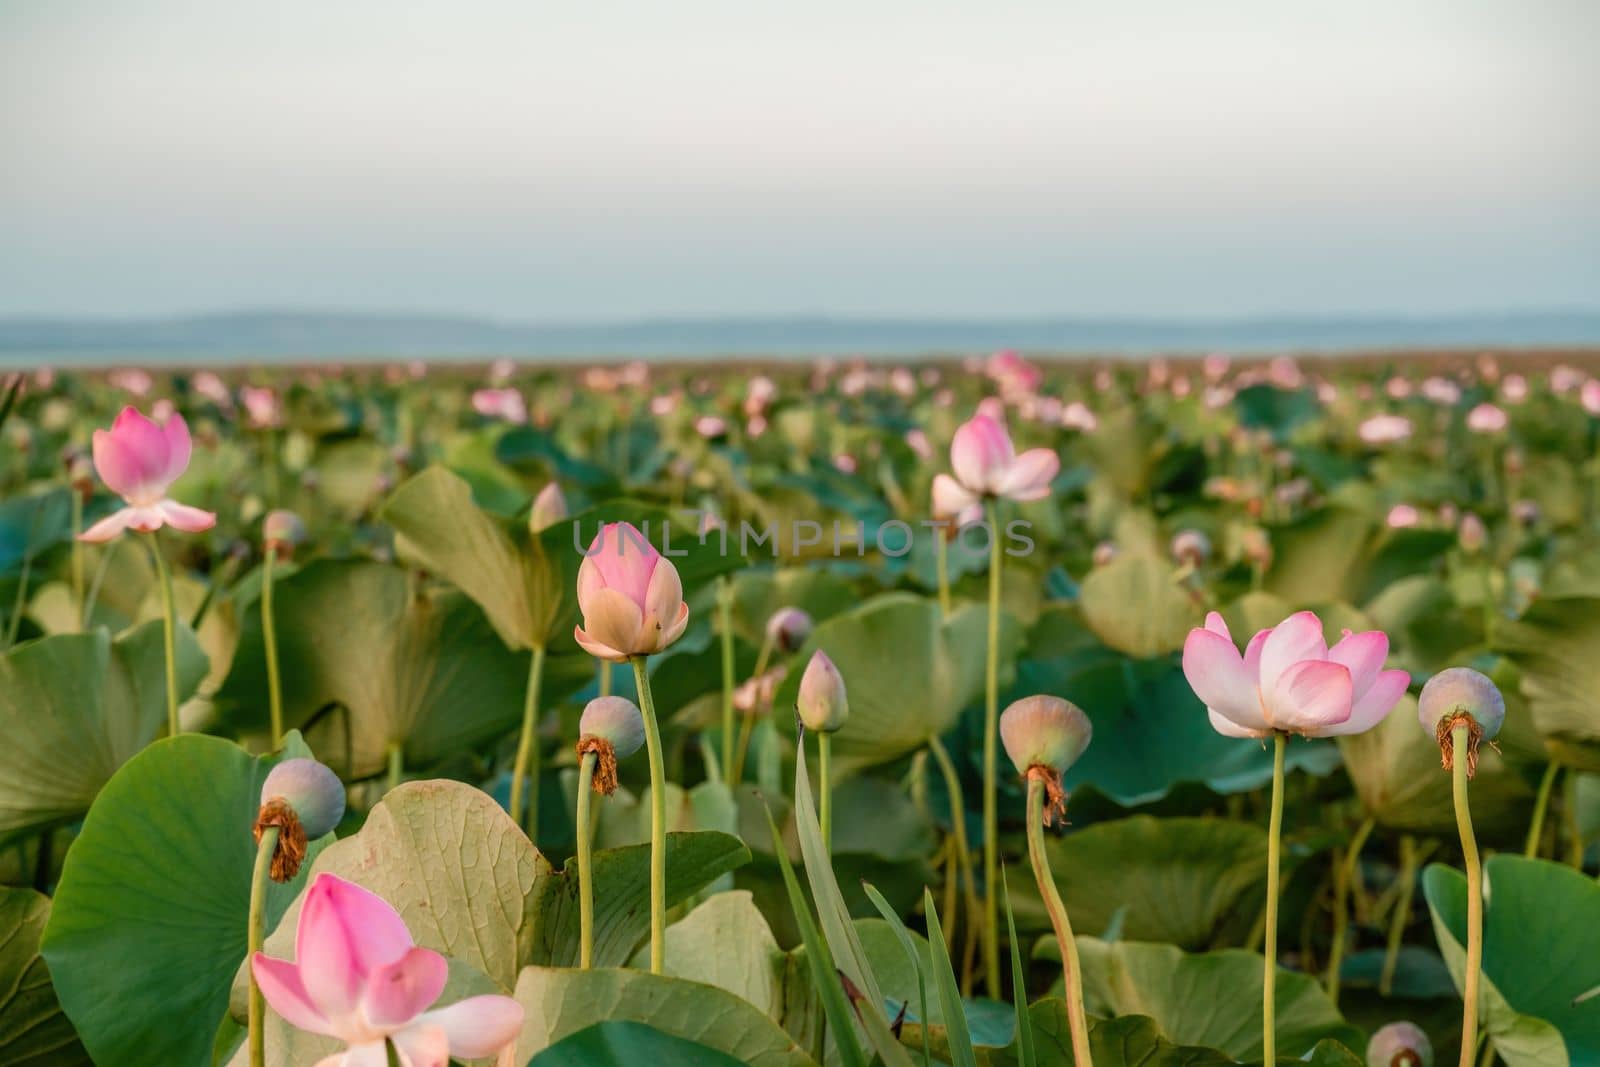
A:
[[5, 350, 1600, 1067]]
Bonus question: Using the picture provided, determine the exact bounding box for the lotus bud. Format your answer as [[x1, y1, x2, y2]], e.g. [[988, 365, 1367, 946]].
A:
[[1170, 529, 1211, 567], [262, 509, 307, 559], [1091, 541, 1117, 567], [255, 758, 346, 882], [1418, 667, 1504, 777], [576, 696, 645, 795], [1240, 527, 1272, 569], [1000, 695, 1092, 824], [65, 449, 95, 501], [1366, 1022, 1433, 1067], [529, 482, 567, 534], [1458, 513, 1487, 555], [797, 651, 847, 733], [766, 607, 813, 653]]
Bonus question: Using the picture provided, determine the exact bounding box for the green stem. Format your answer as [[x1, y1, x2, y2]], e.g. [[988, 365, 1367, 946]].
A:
[[1325, 815, 1375, 1005], [262, 551, 283, 748], [718, 577, 736, 781], [730, 710, 757, 787], [576, 751, 598, 968], [3, 551, 29, 649], [928, 736, 981, 974], [509, 645, 547, 835], [148, 533, 180, 736], [1380, 835, 1420, 997], [386, 740, 403, 793], [1264, 732, 1286, 1066], [1452, 723, 1482, 1067], [83, 539, 117, 626], [1480, 563, 1496, 645], [70, 492, 84, 630], [818, 732, 833, 855], [981, 500, 1003, 999], [1525, 762, 1560, 858], [935, 533, 951, 618], [1025, 776, 1092, 1067], [1564, 768, 1585, 869], [599, 659, 612, 697], [632, 656, 667, 974], [248, 826, 280, 1067]]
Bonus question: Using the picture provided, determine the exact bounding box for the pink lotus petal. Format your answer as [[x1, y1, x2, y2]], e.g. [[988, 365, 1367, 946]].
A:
[[1203, 611, 1232, 640], [1320, 668, 1409, 736], [157, 499, 217, 533], [389, 1024, 450, 1067], [1257, 612, 1328, 694], [1209, 707, 1270, 739], [363, 946, 448, 1030], [950, 414, 1015, 493], [656, 600, 690, 651], [296, 874, 413, 1027], [78, 508, 136, 543], [411, 995, 525, 1058], [1327, 630, 1388, 699], [931, 474, 979, 522], [1184, 627, 1269, 732], [583, 523, 660, 606], [159, 413, 193, 487], [251, 953, 336, 1038], [641, 551, 685, 635], [578, 587, 644, 659], [313, 1043, 388, 1067], [992, 447, 1060, 501], [574, 624, 629, 663], [91, 427, 148, 501], [1266, 659, 1353, 734]]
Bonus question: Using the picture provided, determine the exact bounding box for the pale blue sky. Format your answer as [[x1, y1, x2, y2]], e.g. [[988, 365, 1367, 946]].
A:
[[2, 1, 1596, 320]]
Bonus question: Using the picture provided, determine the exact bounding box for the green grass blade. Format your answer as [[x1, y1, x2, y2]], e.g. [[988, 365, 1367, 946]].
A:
[[922, 887, 978, 1067], [760, 801, 868, 1067], [862, 881, 932, 1067], [1002, 867, 1037, 1067]]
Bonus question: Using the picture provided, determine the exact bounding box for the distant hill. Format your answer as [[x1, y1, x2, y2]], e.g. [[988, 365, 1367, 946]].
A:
[[4, 310, 1600, 364]]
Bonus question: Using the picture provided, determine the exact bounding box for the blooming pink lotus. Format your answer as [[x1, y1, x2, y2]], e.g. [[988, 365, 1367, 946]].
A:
[[931, 413, 1060, 514], [79, 406, 216, 542], [1465, 403, 1508, 433], [471, 387, 527, 424], [574, 522, 689, 661], [1358, 414, 1412, 445], [252, 874, 522, 1066], [1182, 610, 1408, 738]]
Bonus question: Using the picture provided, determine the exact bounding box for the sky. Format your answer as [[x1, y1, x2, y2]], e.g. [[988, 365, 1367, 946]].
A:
[[2, 1, 1597, 321]]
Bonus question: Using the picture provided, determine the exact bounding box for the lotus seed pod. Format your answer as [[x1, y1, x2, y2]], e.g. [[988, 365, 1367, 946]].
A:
[[1366, 1022, 1433, 1067], [1418, 667, 1505, 742], [1000, 695, 1093, 777], [262, 509, 307, 555], [260, 758, 346, 838], [766, 607, 813, 653], [528, 482, 567, 534], [797, 650, 848, 733], [1170, 529, 1211, 567], [579, 696, 646, 759]]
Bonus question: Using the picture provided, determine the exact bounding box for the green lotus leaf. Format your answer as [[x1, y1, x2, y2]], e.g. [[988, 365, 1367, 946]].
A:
[[1495, 595, 1600, 770], [1077, 555, 1202, 658], [0, 887, 88, 1066], [529, 1021, 748, 1067]]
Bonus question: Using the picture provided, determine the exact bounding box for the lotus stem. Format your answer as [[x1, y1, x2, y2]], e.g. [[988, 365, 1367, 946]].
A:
[[981, 499, 1003, 999], [1451, 722, 1483, 1067], [70, 490, 84, 630], [1264, 731, 1286, 1065], [1325, 815, 1375, 1005], [818, 732, 833, 855], [84, 538, 117, 627], [935, 532, 951, 618], [148, 532, 181, 736], [575, 750, 598, 968], [599, 659, 611, 697], [2, 551, 29, 649], [262, 549, 283, 748], [1525, 761, 1559, 858], [509, 645, 547, 835], [730, 710, 757, 787], [631, 655, 667, 974], [1380, 835, 1425, 997], [928, 735, 981, 982], [248, 825, 280, 1067], [1024, 773, 1092, 1067], [1564, 770, 1585, 870], [718, 576, 736, 781], [385, 740, 403, 794]]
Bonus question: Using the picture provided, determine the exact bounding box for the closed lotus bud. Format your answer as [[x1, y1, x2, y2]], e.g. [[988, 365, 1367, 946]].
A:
[[1000, 695, 1092, 779], [529, 482, 567, 534], [766, 607, 813, 653], [1366, 1021, 1433, 1067], [577, 695, 646, 795], [1418, 667, 1504, 777], [1458, 513, 1487, 555], [797, 651, 847, 733], [1170, 529, 1211, 567], [262, 509, 307, 558], [255, 758, 346, 882]]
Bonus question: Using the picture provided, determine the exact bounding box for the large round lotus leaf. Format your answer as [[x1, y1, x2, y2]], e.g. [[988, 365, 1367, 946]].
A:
[[729, 566, 856, 646], [1338, 692, 1536, 838], [1021, 653, 1339, 805], [1424, 855, 1600, 1067], [771, 592, 1022, 777], [1068, 938, 1361, 1061], [530, 1021, 748, 1067], [1264, 507, 1375, 605], [1007, 816, 1270, 950], [0, 619, 207, 835], [1076, 554, 1201, 658], [1495, 595, 1600, 770], [0, 888, 88, 1066], [0, 486, 72, 576], [40, 733, 331, 1067], [512, 967, 812, 1067], [1363, 575, 1482, 675], [214, 559, 543, 778]]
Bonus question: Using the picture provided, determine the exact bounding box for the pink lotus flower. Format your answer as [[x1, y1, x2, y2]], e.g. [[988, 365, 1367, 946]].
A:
[[574, 522, 689, 661], [252, 874, 522, 1066], [1358, 414, 1412, 445], [471, 388, 527, 424], [1386, 503, 1421, 529], [240, 385, 282, 428], [931, 413, 1059, 513], [79, 407, 216, 542], [1465, 403, 1508, 433], [1581, 379, 1600, 416], [986, 350, 1042, 395], [1182, 610, 1408, 738]]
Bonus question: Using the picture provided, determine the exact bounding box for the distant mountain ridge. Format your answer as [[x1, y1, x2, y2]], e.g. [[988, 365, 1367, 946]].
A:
[[4, 309, 1600, 364]]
